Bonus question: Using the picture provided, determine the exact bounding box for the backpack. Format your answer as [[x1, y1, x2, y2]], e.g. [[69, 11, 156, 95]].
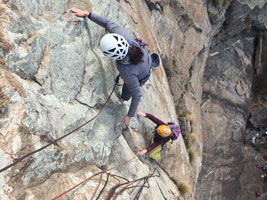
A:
[[124, 38, 159, 69], [168, 123, 181, 141], [154, 123, 181, 141], [150, 123, 181, 160]]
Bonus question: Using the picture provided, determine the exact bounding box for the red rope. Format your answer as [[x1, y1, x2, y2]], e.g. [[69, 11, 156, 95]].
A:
[[112, 170, 153, 200], [50, 171, 102, 200], [51, 155, 137, 200], [112, 181, 135, 200], [90, 171, 104, 200], [105, 183, 121, 200], [109, 174, 121, 184], [102, 174, 123, 200], [132, 177, 149, 200], [96, 172, 125, 200], [96, 173, 111, 200], [0, 82, 117, 174]]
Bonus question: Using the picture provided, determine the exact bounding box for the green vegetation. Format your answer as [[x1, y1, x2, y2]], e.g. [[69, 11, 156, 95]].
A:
[[212, 0, 224, 7], [178, 182, 191, 195], [184, 138, 190, 149], [184, 133, 198, 150], [188, 149, 196, 163], [211, 0, 231, 7], [216, 28, 226, 43], [177, 108, 186, 117], [189, 133, 198, 145], [186, 113, 196, 122]]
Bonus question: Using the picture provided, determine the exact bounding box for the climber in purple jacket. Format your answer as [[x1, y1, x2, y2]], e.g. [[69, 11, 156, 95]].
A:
[[136, 111, 181, 157], [136, 111, 172, 156], [70, 7, 154, 124]]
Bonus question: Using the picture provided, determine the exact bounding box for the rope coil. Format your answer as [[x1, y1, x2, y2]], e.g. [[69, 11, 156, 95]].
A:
[[51, 155, 137, 200], [50, 157, 160, 200]]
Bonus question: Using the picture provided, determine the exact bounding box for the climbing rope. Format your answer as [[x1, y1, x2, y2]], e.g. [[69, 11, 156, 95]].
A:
[[0, 78, 119, 174], [50, 155, 160, 200], [100, 168, 159, 200], [96, 173, 110, 200], [1, 73, 161, 200], [91, 171, 104, 200], [51, 155, 137, 200]]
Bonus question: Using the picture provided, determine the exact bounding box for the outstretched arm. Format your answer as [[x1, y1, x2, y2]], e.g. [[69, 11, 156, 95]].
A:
[[137, 149, 147, 156], [70, 7, 89, 17], [137, 111, 166, 127], [121, 79, 142, 124], [137, 137, 170, 156], [70, 7, 134, 42]]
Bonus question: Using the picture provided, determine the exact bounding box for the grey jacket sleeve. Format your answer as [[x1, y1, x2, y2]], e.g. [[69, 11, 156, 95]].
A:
[[120, 71, 142, 117], [89, 13, 134, 43]]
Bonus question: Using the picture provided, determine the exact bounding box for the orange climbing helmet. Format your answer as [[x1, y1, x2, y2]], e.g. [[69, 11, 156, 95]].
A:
[[156, 125, 172, 137]]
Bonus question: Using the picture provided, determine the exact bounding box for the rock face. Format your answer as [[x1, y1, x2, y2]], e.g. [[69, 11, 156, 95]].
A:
[[1, 0, 267, 199], [196, 1, 267, 200], [0, 0, 210, 199]]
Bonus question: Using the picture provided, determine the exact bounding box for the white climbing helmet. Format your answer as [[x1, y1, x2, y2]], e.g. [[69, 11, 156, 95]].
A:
[[100, 33, 129, 60]]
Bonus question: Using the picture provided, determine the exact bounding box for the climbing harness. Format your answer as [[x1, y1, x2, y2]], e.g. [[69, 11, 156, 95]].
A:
[[0, 75, 120, 174]]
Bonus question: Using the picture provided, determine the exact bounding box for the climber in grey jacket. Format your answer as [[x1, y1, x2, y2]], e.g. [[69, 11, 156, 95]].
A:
[[70, 7, 152, 124]]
